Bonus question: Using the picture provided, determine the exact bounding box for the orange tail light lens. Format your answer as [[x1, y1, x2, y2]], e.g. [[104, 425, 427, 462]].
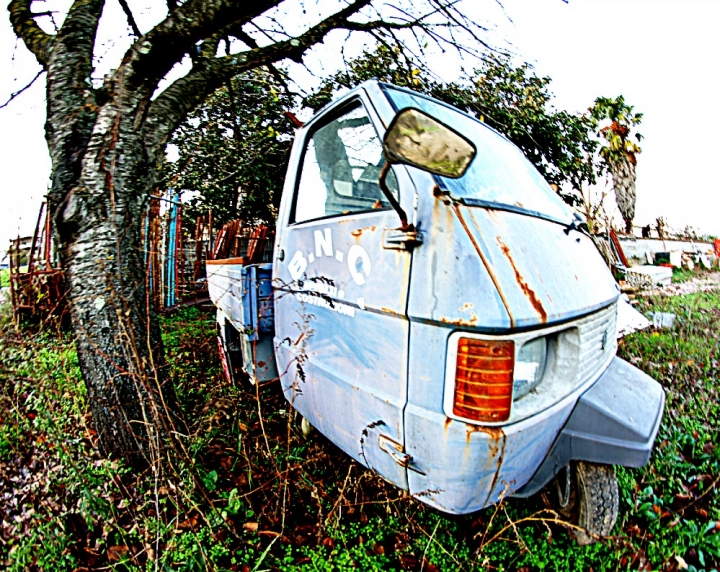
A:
[[453, 339, 514, 422]]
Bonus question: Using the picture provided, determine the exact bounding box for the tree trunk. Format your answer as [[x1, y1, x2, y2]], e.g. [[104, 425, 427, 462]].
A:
[[46, 65, 183, 465], [611, 156, 636, 234]]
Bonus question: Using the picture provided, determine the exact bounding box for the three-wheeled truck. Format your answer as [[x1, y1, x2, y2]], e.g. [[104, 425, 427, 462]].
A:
[[207, 80, 665, 544]]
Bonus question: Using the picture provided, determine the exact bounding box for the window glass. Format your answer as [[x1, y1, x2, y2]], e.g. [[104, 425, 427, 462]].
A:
[[294, 103, 398, 223], [382, 87, 572, 223]]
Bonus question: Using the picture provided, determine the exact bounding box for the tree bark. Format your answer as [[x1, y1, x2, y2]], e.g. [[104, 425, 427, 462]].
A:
[[611, 156, 636, 234], [54, 116, 183, 464]]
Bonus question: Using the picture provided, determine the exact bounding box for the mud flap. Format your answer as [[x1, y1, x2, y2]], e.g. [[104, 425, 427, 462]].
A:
[[514, 357, 665, 497]]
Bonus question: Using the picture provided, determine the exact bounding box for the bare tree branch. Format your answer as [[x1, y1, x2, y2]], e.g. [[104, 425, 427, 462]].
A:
[[116, 0, 141, 37], [143, 0, 375, 146], [225, 26, 292, 94], [0, 68, 45, 109], [123, 0, 282, 98], [8, 0, 55, 67], [143, 0, 494, 150]]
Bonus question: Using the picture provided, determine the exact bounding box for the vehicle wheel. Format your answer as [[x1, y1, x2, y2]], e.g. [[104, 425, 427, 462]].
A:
[[541, 461, 619, 545]]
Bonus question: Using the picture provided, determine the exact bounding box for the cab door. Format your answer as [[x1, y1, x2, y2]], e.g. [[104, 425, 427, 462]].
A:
[[273, 91, 414, 488]]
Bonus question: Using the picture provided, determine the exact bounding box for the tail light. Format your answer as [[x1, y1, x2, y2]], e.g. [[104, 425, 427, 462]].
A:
[[453, 338, 514, 422]]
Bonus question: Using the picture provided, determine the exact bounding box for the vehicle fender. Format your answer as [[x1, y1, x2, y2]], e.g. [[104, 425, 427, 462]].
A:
[[514, 356, 666, 497]]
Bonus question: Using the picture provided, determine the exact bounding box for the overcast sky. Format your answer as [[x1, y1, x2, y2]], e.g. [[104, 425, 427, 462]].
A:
[[1, 0, 719, 254]]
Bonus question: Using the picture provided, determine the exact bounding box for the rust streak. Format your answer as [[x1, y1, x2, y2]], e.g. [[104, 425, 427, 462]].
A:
[[465, 423, 503, 449], [440, 315, 478, 327], [480, 428, 507, 507], [485, 209, 500, 222], [443, 417, 453, 439], [380, 307, 404, 319], [496, 236, 548, 323], [452, 205, 515, 327]]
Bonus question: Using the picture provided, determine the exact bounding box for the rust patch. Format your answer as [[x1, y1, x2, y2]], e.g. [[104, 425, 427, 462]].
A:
[[380, 307, 404, 319], [496, 236, 548, 323], [350, 225, 377, 238], [465, 423, 504, 449], [452, 205, 515, 327], [459, 302, 474, 312], [440, 315, 478, 327]]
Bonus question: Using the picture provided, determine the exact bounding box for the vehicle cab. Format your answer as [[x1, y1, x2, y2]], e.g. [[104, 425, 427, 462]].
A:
[[222, 80, 665, 538]]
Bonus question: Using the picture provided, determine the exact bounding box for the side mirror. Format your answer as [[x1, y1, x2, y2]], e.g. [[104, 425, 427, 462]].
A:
[[383, 108, 476, 178]]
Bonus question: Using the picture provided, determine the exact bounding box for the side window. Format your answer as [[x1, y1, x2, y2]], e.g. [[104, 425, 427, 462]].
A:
[[293, 103, 398, 224]]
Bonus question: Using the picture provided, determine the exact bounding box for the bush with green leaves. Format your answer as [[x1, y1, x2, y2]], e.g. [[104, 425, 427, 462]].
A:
[[162, 69, 295, 228], [166, 45, 637, 222]]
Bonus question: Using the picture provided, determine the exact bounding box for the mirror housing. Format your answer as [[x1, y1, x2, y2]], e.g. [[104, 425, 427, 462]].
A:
[[383, 108, 476, 178]]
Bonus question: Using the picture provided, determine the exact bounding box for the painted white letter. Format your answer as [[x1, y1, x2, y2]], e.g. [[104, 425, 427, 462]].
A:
[[314, 228, 333, 258], [347, 245, 371, 286], [288, 250, 307, 281]]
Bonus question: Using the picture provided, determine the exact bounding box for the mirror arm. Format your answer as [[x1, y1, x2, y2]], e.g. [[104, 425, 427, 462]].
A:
[[378, 162, 412, 230]]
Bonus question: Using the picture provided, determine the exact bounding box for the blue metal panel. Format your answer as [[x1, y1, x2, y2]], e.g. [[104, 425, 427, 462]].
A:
[[396, 92, 622, 512], [239, 264, 277, 383], [273, 211, 413, 489], [402, 322, 575, 512], [207, 262, 278, 384], [166, 197, 178, 307], [408, 198, 618, 332], [515, 357, 666, 497]]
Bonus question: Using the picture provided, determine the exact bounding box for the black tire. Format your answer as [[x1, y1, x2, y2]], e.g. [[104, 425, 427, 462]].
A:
[[541, 461, 619, 545]]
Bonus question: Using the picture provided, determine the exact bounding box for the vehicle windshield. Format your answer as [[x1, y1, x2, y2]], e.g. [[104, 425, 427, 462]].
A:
[[381, 86, 573, 223]]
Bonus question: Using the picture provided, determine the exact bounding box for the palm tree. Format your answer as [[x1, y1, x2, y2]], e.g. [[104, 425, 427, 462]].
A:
[[591, 96, 643, 233]]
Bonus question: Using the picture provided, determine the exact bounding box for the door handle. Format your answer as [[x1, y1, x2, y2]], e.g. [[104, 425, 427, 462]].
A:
[[378, 434, 426, 475]]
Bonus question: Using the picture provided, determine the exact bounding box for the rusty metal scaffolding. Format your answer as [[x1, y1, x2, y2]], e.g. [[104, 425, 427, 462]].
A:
[[143, 193, 213, 311], [5, 195, 276, 323], [209, 220, 273, 263], [7, 202, 68, 327], [5, 195, 217, 325]]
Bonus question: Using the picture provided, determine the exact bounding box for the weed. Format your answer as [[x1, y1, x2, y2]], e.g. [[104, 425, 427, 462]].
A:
[[1, 288, 718, 570]]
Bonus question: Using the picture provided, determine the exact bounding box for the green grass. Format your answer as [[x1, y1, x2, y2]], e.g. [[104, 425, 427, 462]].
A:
[[671, 267, 711, 284], [0, 268, 9, 288], [1, 294, 719, 571]]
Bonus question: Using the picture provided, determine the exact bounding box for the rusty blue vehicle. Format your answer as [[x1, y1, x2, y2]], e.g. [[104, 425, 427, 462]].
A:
[[207, 80, 665, 544]]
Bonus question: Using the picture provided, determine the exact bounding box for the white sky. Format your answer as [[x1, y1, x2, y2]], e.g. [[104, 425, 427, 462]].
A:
[[1, 0, 719, 254]]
